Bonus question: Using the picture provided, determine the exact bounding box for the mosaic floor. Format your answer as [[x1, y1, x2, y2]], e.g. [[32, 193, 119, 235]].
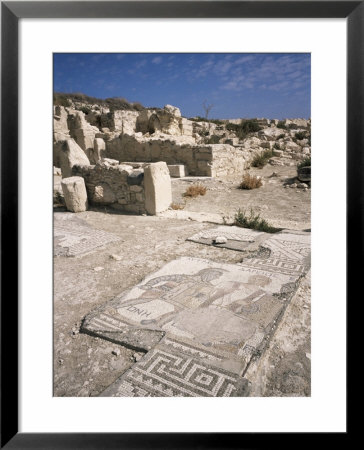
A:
[[81, 228, 310, 396], [54, 213, 121, 257], [240, 230, 311, 277], [100, 336, 250, 397]]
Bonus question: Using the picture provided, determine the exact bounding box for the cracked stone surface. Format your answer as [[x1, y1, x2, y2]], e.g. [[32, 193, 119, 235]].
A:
[[187, 225, 266, 252]]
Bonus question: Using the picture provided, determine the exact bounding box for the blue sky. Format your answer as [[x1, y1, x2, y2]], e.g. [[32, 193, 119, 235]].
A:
[[54, 53, 310, 119]]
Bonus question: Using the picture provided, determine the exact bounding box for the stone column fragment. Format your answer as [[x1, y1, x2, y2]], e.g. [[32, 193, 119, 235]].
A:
[[59, 139, 90, 178], [93, 138, 106, 163], [144, 162, 172, 215], [61, 176, 88, 212]]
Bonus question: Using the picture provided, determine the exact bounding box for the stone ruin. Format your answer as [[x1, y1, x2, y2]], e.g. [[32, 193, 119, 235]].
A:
[[53, 99, 311, 214], [53, 98, 312, 397], [61, 159, 172, 215]]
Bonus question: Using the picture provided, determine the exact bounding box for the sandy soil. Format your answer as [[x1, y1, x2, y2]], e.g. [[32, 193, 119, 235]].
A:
[[245, 271, 311, 396], [171, 165, 310, 230]]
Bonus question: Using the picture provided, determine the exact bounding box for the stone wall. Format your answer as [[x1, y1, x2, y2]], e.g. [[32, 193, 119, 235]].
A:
[[105, 135, 251, 178], [67, 111, 100, 163], [72, 161, 147, 214], [53, 106, 71, 142], [72, 160, 172, 214], [100, 110, 139, 134], [208, 145, 252, 177]]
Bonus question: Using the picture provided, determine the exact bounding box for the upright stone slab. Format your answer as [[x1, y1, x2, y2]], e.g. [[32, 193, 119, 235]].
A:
[[59, 139, 90, 178], [93, 138, 106, 163], [168, 164, 186, 178], [144, 162, 172, 215], [61, 176, 88, 212]]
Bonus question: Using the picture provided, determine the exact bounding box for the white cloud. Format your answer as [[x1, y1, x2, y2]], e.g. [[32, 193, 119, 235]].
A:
[[152, 56, 163, 64], [219, 54, 310, 93]]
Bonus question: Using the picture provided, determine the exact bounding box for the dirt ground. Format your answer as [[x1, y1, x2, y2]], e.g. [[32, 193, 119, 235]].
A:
[[53, 163, 311, 397], [170, 165, 311, 230]]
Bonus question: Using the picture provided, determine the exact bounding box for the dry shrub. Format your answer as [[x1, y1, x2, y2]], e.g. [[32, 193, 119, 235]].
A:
[[239, 173, 263, 190], [183, 184, 207, 198], [251, 149, 274, 168], [171, 202, 185, 210], [234, 208, 279, 233]]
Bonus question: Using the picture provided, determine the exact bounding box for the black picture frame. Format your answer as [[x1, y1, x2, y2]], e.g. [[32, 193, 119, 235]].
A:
[[1, 1, 357, 448]]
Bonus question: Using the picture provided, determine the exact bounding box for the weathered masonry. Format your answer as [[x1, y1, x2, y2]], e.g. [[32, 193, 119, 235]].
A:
[[72, 160, 172, 215], [106, 136, 250, 177]]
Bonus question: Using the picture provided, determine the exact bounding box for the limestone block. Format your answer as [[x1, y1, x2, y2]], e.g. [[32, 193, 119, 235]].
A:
[[61, 176, 88, 212], [68, 111, 98, 156], [59, 139, 90, 178], [53, 106, 70, 141], [144, 162, 172, 215], [180, 118, 193, 136], [290, 118, 309, 129], [164, 104, 181, 117], [92, 183, 117, 204], [168, 164, 186, 178], [258, 127, 285, 141], [96, 158, 119, 167], [74, 129, 95, 153], [112, 110, 139, 133], [225, 138, 239, 146], [93, 138, 106, 162], [273, 149, 284, 157], [285, 141, 301, 152]]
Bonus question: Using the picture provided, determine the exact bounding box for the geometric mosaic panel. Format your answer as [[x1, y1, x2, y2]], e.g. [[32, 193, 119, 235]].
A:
[[99, 336, 250, 397], [54, 213, 121, 257], [240, 231, 311, 277]]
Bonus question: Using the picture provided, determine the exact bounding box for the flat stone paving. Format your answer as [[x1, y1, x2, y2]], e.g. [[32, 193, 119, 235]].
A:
[[187, 225, 265, 251], [81, 228, 310, 397], [54, 213, 121, 257]]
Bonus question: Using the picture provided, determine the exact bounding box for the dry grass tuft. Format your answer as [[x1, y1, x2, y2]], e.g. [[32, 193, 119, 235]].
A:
[[239, 173, 263, 190], [171, 202, 185, 210], [251, 149, 274, 168], [183, 184, 207, 198]]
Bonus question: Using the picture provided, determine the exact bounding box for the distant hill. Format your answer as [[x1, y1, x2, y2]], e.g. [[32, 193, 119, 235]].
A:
[[53, 92, 148, 112]]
